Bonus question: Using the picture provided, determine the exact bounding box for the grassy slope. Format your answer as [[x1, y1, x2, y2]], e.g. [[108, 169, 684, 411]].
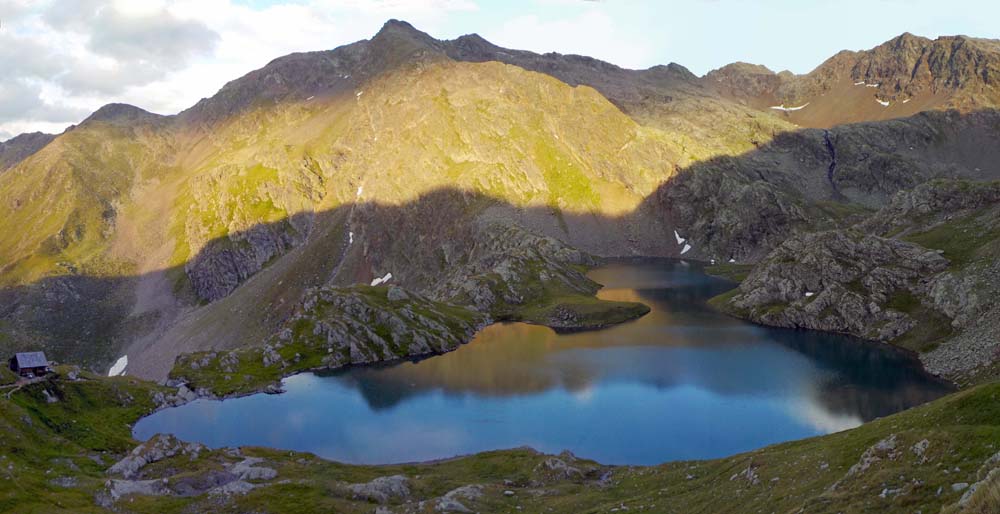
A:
[[2, 370, 999, 512]]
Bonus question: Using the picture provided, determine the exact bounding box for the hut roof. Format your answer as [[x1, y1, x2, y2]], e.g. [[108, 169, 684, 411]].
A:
[[13, 352, 48, 368]]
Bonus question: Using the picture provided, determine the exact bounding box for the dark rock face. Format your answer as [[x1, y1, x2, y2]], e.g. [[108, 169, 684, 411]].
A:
[[185, 222, 303, 302], [728, 230, 949, 341], [0, 132, 55, 171]]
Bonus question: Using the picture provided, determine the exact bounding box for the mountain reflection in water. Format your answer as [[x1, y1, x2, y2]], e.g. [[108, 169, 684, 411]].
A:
[[134, 260, 952, 465]]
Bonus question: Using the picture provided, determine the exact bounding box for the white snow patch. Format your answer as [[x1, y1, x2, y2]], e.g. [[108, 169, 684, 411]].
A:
[[854, 81, 865, 86], [710, 259, 716, 264], [356, 185, 363, 198], [108, 356, 128, 377], [680, 244, 692, 255], [876, 98, 890, 107], [902, 98, 911, 104], [866, 83, 880, 88], [348, 232, 354, 244], [674, 230, 686, 245], [729, 258, 736, 263], [356, 91, 363, 98], [770, 103, 809, 112], [370, 273, 392, 287], [805, 292, 815, 297], [306, 96, 314, 101]]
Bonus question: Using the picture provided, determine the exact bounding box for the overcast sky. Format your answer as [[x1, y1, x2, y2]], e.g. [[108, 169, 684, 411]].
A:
[[1, 0, 997, 140]]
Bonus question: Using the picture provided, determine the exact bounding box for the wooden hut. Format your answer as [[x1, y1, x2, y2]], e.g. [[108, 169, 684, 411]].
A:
[[9, 352, 50, 378]]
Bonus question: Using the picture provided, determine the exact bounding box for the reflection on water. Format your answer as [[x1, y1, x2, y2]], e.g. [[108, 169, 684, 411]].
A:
[[135, 260, 952, 465]]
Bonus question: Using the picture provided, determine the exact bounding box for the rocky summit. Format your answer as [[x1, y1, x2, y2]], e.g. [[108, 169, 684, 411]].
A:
[[1, 14, 1000, 514]]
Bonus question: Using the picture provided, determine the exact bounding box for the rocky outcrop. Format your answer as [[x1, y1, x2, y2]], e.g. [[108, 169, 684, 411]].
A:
[[169, 284, 487, 395], [715, 179, 1000, 380], [429, 222, 598, 314], [108, 434, 205, 479], [277, 285, 485, 366], [722, 230, 949, 341], [348, 475, 410, 504]]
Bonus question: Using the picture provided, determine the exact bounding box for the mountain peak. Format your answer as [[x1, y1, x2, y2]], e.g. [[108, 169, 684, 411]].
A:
[[372, 18, 440, 47], [378, 19, 419, 34], [82, 103, 163, 126]]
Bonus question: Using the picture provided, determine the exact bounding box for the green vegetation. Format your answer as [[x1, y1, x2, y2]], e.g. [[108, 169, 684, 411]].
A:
[[515, 294, 650, 330], [0, 368, 170, 512], [3, 366, 1000, 512], [707, 287, 748, 318], [904, 214, 1000, 268], [810, 200, 875, 225], [704, 262, 754, 282], [886, 289, 954, 353]]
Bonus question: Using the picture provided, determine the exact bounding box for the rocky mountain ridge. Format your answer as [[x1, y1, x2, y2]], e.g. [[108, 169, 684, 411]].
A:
[[0, 131, 55, 171], [706, 33, 1000, 127], [0, 20, 999, 385]]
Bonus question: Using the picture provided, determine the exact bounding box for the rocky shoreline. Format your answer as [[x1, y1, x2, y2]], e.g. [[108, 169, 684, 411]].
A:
[[709, 179, 1000, 384]]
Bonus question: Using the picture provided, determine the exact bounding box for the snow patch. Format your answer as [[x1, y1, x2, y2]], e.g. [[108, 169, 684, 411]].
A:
[[854, 81, 865, 86], [902, 98, 911, 104], [108, 356, 128, 377], [729, 258, 736, 263], [348, 232, 354, 244], [371, 273, 392, 287], [356, 185, 363, 198], [866, 83, 880, 88], [674, 230, 686, 245], [769, 103, 809, 112], [356, 91, 363, 98], [680, 244, 692, 255], [805, 292, 815, 297], [876, 98, 890, 107], [306, 96, 314, 101]]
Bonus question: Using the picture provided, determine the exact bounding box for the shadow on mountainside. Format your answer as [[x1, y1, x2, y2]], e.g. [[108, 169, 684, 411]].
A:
[[1, 109, 1000, 377]]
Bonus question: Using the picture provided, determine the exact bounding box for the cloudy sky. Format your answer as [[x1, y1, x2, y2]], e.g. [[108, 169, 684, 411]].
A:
[[1, 0, 997, 140]]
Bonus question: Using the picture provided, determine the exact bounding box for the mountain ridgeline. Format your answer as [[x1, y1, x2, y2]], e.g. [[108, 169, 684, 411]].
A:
[[2, 20, 1000, 389]]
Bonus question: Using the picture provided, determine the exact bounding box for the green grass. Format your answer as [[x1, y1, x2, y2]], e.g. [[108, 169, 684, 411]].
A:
[[515, 294, 650, 330], [882, 289, 954, 352], [0, 365, 16, 386], [3, 368, 1000, 512], [707, 287, 748, 318], [704, 263, 754, 282], [904, 214, 1000, 268]]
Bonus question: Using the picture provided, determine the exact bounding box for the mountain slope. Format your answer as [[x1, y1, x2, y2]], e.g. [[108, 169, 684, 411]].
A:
[[1, 21, 1000, 385]]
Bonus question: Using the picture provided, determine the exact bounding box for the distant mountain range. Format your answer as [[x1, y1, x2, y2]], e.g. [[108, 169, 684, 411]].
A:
[[1, 20, 999, 388]]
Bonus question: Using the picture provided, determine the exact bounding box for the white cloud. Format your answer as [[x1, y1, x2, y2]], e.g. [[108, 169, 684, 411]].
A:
[[0, 0, 480, 137], [482, 9, 653, 70]]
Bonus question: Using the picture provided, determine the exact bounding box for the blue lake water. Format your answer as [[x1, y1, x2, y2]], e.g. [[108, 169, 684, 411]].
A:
[[134, 260, 952, 465]]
